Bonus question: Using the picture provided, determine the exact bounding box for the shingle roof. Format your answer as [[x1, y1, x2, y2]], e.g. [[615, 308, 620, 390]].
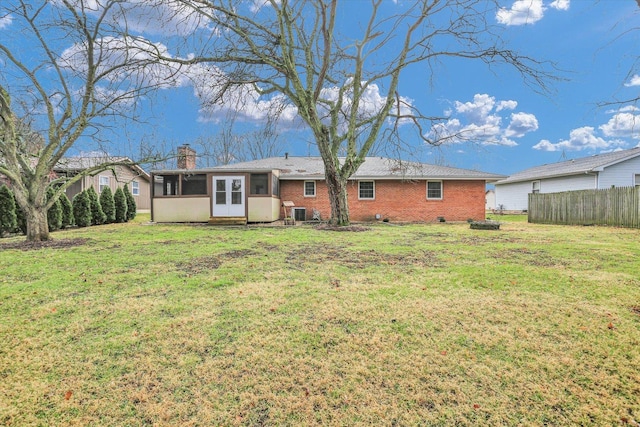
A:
[[197, 156, 505, 181], [55, 156, 150, 179], [496, 147, 640, 185]]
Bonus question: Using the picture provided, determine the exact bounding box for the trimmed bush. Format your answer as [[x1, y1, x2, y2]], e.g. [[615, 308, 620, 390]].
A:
[[99, 186, 116, 224], [46, 187, 63, 232], [13, 192, 26, 235], [86, 186, 107, 225], [72, 191, 92, 228], [0, 185, 17, 237], [60, 192, 74, 228], [123, 183, 136, 221], [114, 187, 127, 223]]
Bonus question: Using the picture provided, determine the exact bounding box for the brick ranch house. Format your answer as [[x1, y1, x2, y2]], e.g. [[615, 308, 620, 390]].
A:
[[151, 150, 505, 224]]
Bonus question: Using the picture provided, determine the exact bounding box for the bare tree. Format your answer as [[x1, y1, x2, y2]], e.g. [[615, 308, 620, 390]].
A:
[[0, 0, 173, 241], [153, 0, 554, 225], [193, 114, 285, 167]]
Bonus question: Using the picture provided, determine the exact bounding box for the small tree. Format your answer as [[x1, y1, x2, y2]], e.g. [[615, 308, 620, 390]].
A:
[[46, 187, 62, 232], [0, 185, 17, 237], [86, 186, 107, 226], [99, 186, 116, 224], [123, 184, 136, 221], [60, 193, 74, 229], [114, 187, 128, 223], [72, 191, 92, 228]]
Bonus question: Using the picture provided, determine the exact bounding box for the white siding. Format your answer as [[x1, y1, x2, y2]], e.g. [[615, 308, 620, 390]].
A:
[[598, 156, 640, 188], [496, 174, 596, 211], [495, 181, 531, 211], [539, 174, 596, 193]]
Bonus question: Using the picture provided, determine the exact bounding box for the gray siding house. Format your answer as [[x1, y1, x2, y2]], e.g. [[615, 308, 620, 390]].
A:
[[495, 147, 640, 211]]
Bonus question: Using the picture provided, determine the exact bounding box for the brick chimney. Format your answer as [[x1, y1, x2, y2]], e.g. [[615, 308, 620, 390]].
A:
[[177, 144, 196, 170]]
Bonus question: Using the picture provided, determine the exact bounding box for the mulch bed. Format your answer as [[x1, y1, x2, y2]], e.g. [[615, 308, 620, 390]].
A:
[[0, 238, 89, 251]]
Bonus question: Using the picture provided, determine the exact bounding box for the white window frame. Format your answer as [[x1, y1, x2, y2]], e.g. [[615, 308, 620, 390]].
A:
[[532, 180, 541, 194], [132, 180, 140, 196], [426, 181, 443, 200], [304, 180, 316, 197], [358, 180, 375, 200], [99, 175, 110, 193]]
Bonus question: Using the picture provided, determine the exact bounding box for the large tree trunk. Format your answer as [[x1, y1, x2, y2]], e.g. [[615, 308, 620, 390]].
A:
[[25, 205, 50, 242], [325, 170, 350, 226]]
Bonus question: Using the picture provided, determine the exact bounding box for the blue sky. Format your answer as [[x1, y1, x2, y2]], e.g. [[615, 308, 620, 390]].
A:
[[1, 0, 639, 176]]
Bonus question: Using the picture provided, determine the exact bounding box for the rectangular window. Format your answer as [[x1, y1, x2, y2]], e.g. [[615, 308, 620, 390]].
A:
[[131, 180, 140, 196], [231, 179, 242, 204], [532, 180, 540, 194], [272, 174, 280, 197], [99, 176, 109, 193], [427, 181, 443, 199], [358, 181, 375, 200], [635, 174, 640, 187], [181, 174, 207, 195], [159, 175, 179, 196], [304, 181, 316, 197], [250, 173, 269, 195], [215, 179, 226, 204]]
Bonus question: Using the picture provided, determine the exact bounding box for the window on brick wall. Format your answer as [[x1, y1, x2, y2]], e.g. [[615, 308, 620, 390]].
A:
[[304, 181, 316, 197], [358, 181, 375, 200], [427, 181, 442, 200]]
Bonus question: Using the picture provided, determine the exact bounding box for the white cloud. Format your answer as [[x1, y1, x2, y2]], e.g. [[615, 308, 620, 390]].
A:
[[535, 108, 640, 152], [532, 126, 624, 151], [599, 112, 640, 139], [249, 0, 282, 13], [496, 0, 545, 26], [549, 0, 570, 11], [51, 0, 210, 36], [428, 94, 536, 146], [195, 77, 413, 132], [0, 14, 12, 29], [505, 112, 539, 137], [496, 100, 518, 112], [60, 36, 191, 89], [624, 74, 640, 87]]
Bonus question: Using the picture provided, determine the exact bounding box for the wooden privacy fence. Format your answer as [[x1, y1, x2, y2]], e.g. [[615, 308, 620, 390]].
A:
[[528, 187, 640, 228]]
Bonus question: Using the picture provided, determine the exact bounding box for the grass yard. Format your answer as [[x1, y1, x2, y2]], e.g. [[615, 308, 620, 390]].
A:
[[1, 215, 639, 426]]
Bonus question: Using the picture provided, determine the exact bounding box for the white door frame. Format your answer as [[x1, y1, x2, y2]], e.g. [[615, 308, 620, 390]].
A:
[[212, 176, 245, 217]]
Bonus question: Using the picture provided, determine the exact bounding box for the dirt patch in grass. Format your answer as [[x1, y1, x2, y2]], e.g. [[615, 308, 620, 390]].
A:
[[490, 247, 565, 267], [178, 249, 258, 275], [285, 245, 441, 269], [0, 237, 89, 251], [314, 224, 370, 232]]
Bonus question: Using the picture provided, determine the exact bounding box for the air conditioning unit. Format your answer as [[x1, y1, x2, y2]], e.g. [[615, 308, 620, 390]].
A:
[[292, 207, 306, 221]]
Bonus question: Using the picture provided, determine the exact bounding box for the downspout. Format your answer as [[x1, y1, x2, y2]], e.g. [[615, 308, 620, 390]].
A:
[[150, 172, 154, 222]]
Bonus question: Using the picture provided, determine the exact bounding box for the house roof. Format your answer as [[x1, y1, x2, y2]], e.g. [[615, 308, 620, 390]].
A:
[[496, 147, 640, 185], [154, 156, 505, 181], [55, 156, 151, 180]]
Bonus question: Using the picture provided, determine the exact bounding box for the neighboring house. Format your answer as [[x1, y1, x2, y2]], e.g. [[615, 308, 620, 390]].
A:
[[495, 147, 640, 211], [485, 189, 496, 211], [54, 157, 152, 211], [150, 153, 505, 224]]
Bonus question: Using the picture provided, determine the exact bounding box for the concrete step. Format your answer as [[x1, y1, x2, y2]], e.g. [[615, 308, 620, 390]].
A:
[[208, 216, 247, 225]]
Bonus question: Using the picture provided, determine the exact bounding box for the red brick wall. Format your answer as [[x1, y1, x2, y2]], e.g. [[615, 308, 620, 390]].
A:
[[279, 179, 486, 222]]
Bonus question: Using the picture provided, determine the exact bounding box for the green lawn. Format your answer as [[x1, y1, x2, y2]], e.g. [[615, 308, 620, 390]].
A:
[[1, 216, 639, 426]]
